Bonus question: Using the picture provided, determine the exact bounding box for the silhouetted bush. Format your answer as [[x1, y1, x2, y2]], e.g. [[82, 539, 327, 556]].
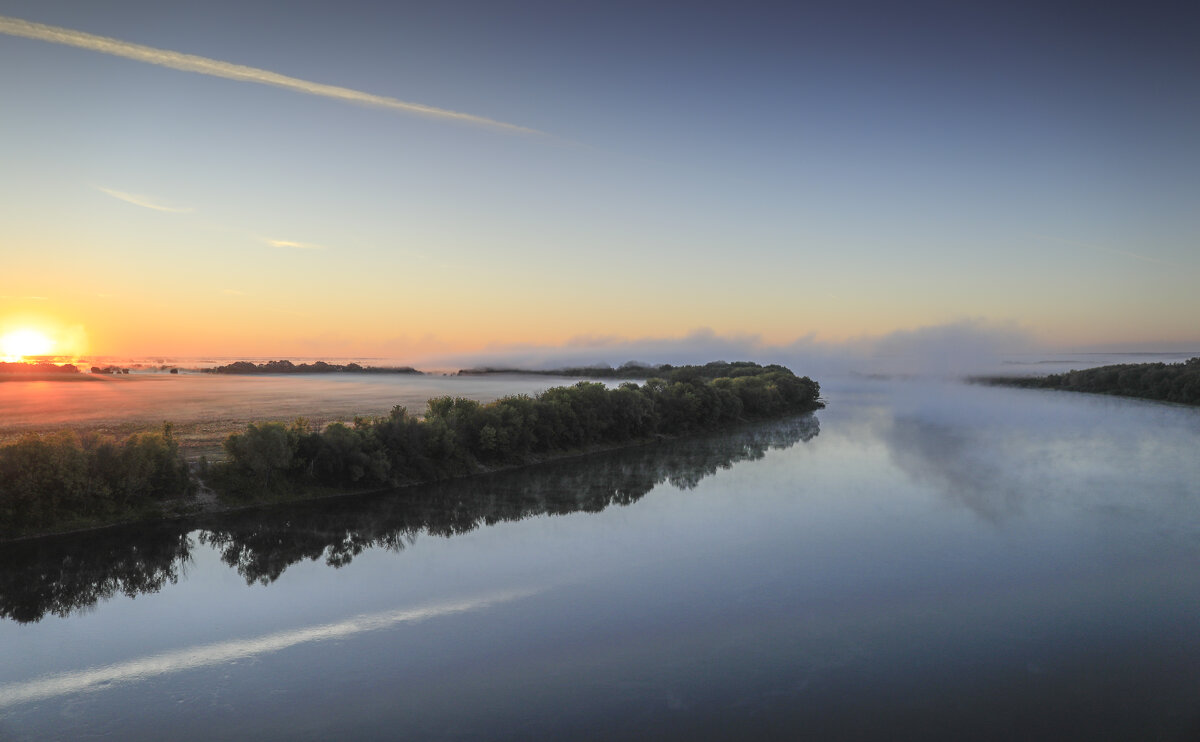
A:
[[0, 361, 79, 375]]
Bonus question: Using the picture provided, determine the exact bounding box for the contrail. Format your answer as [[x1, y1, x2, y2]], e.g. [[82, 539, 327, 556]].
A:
[[0, 14, 543, 136], [96, 186, 192, 212]]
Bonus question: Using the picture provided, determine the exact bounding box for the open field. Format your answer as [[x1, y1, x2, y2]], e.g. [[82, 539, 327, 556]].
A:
[[0, 373, 587, 457]]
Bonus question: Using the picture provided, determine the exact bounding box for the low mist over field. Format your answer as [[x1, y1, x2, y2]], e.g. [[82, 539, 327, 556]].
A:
[[0, 372, 585, 455]]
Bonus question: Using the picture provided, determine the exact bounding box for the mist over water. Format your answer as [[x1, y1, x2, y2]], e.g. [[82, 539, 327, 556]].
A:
[[1, 373, 1198, 740]]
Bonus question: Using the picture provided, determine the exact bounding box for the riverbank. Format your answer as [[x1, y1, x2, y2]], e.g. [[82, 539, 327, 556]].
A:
[[973, 357, 1200, 406], [1, 362, 824, 541]]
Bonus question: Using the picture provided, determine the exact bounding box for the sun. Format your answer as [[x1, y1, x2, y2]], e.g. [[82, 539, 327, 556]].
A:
[[0, 329, 55, 361]]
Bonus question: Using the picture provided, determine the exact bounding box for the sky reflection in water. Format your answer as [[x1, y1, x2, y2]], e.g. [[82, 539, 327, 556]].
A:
[[1, 377, 1199, 740]]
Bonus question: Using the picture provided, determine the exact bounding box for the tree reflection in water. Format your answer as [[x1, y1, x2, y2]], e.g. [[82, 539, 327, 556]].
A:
[[0, 415, 817, 623], [0, 525, 192, 624]]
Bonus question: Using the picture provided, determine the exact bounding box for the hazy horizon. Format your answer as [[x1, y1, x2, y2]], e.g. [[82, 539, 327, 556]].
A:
[[15, 322, 1200, 381]]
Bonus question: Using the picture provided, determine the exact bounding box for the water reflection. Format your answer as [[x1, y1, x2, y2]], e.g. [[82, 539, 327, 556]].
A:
[[0, 527, 192, 624], [863, 379, 1200, 527], [0, 588, 541, 709], [0, 415, 818, 623], [883, 418, 1028, 523]]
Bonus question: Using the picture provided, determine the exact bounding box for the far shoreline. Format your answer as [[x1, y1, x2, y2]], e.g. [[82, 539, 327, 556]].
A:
[[972, 356, 1200, 407]]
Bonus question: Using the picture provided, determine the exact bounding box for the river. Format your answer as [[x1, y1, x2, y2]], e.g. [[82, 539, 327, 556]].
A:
[[1, 374, 1199, 740]]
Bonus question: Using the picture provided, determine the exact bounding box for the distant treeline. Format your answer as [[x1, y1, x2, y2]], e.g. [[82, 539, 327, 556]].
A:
[[212, 362, 822, 499], [0, 416, 817, 622], [977, 357, 1200, 406], [205, 360, 422, 375], [0, 361, 80, 375], [458, 360, 786, 379], [0, 426, 193, 538]]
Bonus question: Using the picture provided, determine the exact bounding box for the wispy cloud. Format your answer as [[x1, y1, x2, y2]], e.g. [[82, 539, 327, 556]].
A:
[[0, 295, 48, 300], [264, 238, 325, 250], [1, 14, 542, 136], [96, 186, 192, 213], [1031, 234, 1177, 268]]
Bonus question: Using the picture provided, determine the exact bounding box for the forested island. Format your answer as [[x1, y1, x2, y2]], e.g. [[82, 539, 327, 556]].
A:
[[457, 359, 762, 379], [0, 362, 822, 540], [205, 360, 422, 374], [976, 357, 1200, 406]]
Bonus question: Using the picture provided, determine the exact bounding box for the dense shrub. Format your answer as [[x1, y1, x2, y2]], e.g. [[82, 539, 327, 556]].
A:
[[0, 425, 192, 536]]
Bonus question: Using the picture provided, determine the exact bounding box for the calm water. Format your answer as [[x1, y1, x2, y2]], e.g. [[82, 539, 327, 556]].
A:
[[2, 377, 1199, 740]]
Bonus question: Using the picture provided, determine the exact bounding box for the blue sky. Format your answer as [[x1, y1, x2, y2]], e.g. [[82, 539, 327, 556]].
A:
[[1, 1, 1197, 359]]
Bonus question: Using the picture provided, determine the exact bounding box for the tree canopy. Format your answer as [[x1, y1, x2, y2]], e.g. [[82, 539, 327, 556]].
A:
[[977, 357, 1200, 406]]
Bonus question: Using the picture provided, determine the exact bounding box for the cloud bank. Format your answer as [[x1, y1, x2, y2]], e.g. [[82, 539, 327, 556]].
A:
[[1, 14, 541, 136], [414, 319, 1043, 378]]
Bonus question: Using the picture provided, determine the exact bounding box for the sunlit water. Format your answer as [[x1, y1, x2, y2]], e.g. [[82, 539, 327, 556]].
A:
[[1, 376, 1199, 740]]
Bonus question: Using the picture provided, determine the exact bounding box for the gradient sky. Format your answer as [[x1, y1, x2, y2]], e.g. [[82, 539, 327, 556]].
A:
[[1, 1, 1197, 359]]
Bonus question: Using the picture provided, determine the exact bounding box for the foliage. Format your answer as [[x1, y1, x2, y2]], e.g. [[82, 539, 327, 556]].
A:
[[214, 362, 823, 499], [978, 357, 1200, 406], [0, 425, 193, 537]]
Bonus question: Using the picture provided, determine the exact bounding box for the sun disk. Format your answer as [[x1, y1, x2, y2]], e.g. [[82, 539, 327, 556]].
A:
[[1, 329, 55, 361]]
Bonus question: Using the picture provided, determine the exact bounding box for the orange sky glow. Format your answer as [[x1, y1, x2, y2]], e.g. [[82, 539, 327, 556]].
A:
[[2, 6, 1197, 364]]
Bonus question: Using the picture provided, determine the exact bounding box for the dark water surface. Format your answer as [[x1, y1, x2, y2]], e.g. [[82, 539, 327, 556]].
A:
[[2, 378, 1199, 740]]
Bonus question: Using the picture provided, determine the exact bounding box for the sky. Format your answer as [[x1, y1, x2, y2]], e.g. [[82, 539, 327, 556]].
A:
[[1, 0, 1197, 363]]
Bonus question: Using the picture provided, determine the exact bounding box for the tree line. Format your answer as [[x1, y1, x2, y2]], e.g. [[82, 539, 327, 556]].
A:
[[0, 426, 193, 538], [212, 363, 822, 499], [977, 357, 1200, 406], [457, 360, 782, 379], [206, 360, 422, 374], [0, 361, 81, 375]]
